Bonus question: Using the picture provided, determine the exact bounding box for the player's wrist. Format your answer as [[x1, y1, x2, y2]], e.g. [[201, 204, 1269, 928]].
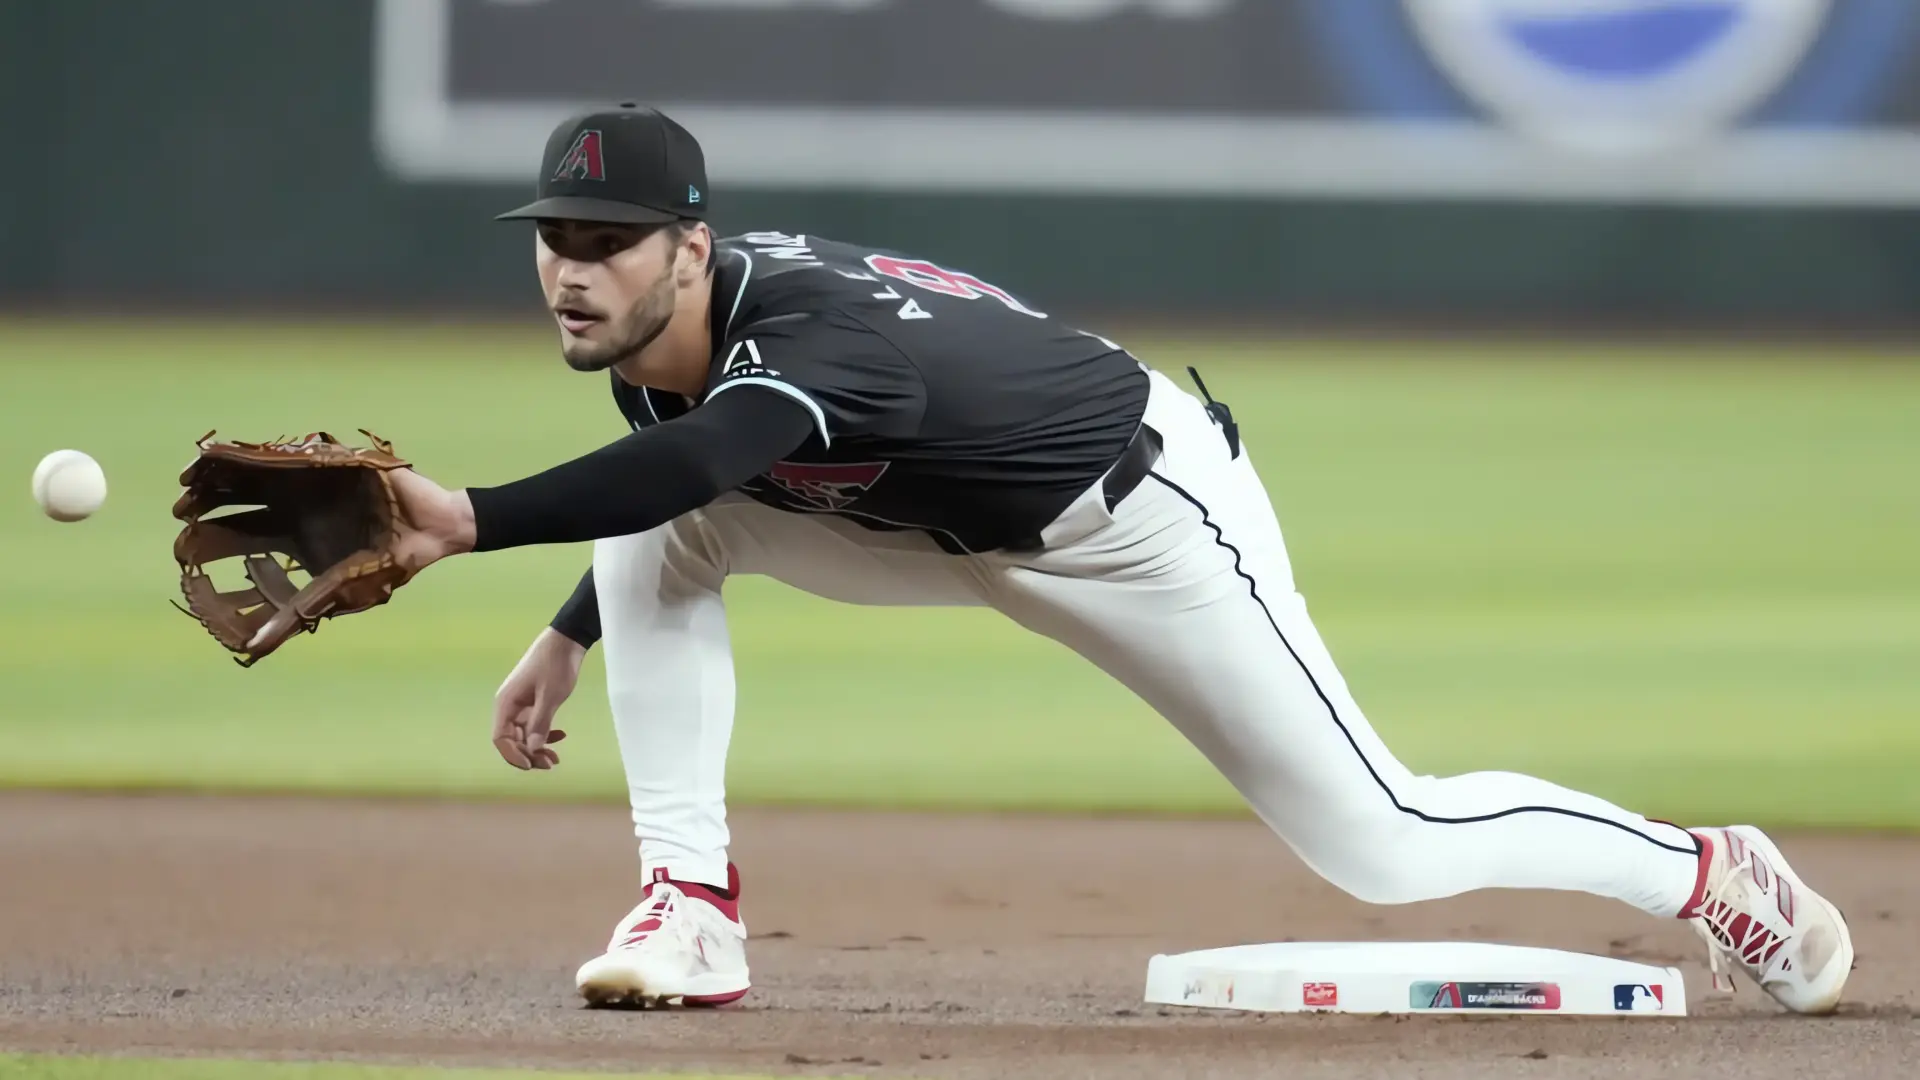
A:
[[537, 625, 591, 661], [445, 490, 478, 555]]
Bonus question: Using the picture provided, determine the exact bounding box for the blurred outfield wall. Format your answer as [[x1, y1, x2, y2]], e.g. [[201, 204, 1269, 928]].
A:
[[3, 0, 1920, 325]]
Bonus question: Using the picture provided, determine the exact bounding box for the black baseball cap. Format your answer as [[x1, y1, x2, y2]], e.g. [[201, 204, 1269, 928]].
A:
[[496, 103, 709, 225]]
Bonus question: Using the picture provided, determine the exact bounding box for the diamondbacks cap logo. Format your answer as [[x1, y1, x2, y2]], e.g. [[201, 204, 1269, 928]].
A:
[[553, 129, 606, 182], [764, 461, 889, 512]]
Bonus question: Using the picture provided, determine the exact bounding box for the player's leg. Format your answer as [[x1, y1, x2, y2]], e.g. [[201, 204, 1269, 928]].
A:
[[583, 497, 988, 1004], [988, 368, 1852, 1012], [988, 368, 1703, 915], [594, 494, 988, 889]]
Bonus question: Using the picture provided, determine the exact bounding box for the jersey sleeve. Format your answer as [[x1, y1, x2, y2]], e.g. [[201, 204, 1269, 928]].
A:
[[705, 312, 926, 448]]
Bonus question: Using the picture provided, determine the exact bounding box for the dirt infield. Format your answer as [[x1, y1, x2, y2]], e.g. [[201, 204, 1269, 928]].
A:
[[1, 792, 1915, 1079]]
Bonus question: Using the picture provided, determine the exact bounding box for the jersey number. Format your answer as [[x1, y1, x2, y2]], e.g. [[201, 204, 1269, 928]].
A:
[[865, 256, 1048, 320]]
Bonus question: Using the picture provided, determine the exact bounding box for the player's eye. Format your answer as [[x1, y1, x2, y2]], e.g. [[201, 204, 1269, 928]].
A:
[[540, 226, 638, 263]]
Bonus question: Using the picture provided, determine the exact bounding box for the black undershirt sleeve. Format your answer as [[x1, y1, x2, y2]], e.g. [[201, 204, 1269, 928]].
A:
[[466, 385, 816, 553], [549, 567, 600, 648]]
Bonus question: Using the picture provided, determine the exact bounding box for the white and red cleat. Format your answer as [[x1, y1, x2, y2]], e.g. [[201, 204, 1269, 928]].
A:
[[576, 863, 750, 1009], [1680, 826, 1853, 1015]]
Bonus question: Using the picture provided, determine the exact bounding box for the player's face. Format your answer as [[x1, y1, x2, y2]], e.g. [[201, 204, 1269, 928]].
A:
[[535, 221, 680, 373]]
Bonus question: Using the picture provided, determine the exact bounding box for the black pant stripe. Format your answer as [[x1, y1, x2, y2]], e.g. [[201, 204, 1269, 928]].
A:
[[1146, 473, 1698, 858]]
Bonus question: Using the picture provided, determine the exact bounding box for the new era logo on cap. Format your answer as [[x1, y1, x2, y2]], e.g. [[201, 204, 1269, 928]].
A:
[[552, 130, 605, 182]]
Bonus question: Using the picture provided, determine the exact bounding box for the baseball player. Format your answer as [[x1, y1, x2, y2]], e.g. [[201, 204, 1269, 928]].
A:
[[376, 103, 1852, 1013]]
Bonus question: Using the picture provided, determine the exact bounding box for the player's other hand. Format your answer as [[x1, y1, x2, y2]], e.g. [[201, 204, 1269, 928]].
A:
[[388, 466, 477, 574], [493, 627, 585, 770]]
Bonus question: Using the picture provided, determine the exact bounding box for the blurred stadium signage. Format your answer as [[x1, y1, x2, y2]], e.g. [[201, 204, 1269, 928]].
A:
[[377, 0, 1920, 205], [1402, 0, 1832, 154]]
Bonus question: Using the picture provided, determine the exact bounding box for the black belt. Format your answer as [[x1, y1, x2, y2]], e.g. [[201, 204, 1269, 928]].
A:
[[1101, 421, 1163, 513], [995, 422, 1162, 554]]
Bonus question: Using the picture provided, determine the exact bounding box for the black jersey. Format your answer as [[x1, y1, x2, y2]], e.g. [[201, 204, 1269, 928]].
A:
[[610, 232, 1150, 554]]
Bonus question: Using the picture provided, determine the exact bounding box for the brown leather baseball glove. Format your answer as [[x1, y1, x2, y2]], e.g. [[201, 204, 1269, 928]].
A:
[[171, 429, 417, 666]]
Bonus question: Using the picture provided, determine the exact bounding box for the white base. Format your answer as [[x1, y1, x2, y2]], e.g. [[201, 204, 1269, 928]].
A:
[[1145, 941, 1685, 1016]]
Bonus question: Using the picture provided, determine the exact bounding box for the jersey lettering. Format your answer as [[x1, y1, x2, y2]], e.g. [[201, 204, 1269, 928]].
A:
[[866, 255, 1048, 319], [743, 231, 821, 265]]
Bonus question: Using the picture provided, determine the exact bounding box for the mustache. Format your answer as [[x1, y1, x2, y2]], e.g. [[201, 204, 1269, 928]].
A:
[[552, 293, 606, 319]]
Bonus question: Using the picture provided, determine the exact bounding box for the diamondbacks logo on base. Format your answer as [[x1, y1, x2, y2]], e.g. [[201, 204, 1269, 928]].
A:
[[553, 130, 605, 181], [764, 461, 889, 512], [1410, 981, 1561, 1010], [1613, 983, 1666, 1012]]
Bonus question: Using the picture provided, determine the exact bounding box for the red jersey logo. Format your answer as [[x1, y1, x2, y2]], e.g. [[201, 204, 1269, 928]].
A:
[[765, 461, 889, 511]]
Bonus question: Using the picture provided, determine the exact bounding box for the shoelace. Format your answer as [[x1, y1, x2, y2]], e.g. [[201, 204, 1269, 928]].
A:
[[1692, 920, 1739, 993], [1691, 843, 1789, 994], [614, 884, 701, 952]]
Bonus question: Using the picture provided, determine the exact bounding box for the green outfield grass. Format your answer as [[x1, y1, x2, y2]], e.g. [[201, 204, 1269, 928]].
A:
[[0, 1054, 774, 1080], [1, 319, 1915, 827]]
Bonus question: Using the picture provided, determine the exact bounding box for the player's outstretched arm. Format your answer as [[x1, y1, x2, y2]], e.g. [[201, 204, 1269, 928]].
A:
[[379, 386, 816, 573]]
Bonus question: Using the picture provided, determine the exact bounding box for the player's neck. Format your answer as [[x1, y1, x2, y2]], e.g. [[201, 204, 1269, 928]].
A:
[[613, 279, 715, 399]]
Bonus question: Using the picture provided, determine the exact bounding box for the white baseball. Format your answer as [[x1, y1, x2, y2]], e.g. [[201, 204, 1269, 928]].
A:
[[32, 449, 108, 522]]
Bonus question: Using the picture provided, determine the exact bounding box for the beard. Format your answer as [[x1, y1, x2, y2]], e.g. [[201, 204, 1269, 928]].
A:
[[561, 270, 677, 373]]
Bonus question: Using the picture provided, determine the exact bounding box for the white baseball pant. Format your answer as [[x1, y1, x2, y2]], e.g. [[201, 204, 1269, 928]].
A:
[[592, 368, 1701, 916]]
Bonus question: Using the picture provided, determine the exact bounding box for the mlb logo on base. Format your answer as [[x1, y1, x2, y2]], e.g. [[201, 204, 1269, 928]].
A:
[[1614, 984, 1666, 1012]]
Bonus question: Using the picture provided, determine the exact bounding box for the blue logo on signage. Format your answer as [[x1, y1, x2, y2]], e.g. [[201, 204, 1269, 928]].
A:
[[1499, 3, 1739, 79], [1305, 0, 1915, 154], [1407, 0, 1830, 153]]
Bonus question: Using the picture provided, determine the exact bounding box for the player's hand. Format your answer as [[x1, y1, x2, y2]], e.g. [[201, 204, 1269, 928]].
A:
[[387, 466, 477, 573], [493, 627, 584, 770]]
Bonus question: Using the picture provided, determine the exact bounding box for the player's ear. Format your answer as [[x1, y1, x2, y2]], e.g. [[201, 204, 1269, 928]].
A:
[[676, 223, 712, 288]]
